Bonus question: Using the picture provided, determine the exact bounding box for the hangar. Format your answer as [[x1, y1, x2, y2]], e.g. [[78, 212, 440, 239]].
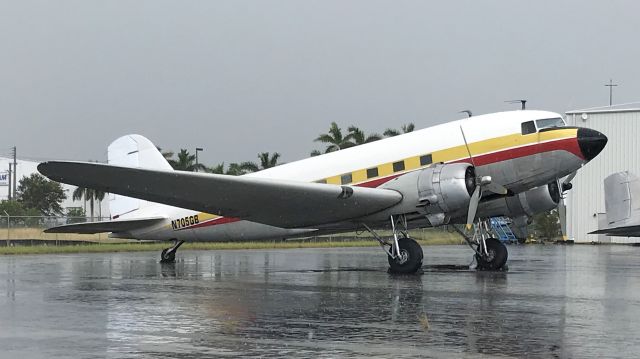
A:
[[565, 103, 640, 243]]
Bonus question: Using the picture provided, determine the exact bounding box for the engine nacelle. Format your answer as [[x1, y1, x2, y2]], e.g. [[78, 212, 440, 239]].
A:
[[380, 163, 476, 226], [479, 181, 560, 218]]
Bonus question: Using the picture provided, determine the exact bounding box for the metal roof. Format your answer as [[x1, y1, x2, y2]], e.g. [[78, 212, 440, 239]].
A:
[[566, 102, 640, 114]]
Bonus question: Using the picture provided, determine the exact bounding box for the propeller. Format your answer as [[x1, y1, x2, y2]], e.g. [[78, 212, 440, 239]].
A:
[[557, 171, 577, 240], [460, 126, 508, 230]]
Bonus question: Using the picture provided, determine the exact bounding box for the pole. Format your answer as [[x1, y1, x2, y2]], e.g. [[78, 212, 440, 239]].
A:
[[4, 210, 9, 246], [12, 146, 16, 199], [605, 79, 618, 106], [7, 163, 11, 201]]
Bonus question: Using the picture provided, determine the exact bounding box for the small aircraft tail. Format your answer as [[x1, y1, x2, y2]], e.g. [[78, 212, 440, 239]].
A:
[[603, 171, 640, 227], [589, 171, 640, 236], [107, 134, 173, 219]]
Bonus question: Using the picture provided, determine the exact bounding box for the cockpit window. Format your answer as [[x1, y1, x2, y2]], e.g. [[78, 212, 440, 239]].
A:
[[521, 121, 536, 135], [535, 117, 565, 130]]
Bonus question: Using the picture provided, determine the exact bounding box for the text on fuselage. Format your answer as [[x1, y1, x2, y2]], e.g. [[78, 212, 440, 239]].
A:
[[171, 215, 199, 230]]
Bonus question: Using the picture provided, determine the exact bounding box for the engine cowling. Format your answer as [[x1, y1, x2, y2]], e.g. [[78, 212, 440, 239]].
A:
[[380, 163, 476, 226], [478, 181, 560, 218]]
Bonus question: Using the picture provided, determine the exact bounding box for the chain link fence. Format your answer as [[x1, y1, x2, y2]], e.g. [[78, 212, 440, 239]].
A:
[[0, 216, 112, 245]]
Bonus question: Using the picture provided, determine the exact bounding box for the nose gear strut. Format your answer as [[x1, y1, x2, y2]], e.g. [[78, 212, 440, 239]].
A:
[[452, 219, 508, 270]]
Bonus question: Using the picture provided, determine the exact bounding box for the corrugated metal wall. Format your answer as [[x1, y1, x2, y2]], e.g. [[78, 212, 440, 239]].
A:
[[566, 110, 640, 243]]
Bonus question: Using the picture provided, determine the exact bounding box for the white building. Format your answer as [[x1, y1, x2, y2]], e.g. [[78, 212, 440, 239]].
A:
[[565, 103, 640, 243], [0, 156, 109, 218]]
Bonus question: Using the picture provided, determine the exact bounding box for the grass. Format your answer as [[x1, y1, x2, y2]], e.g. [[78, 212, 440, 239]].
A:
[[0, 229, 465, 256]]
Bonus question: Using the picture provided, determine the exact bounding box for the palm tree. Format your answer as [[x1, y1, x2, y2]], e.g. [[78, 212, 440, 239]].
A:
[[205, 163, 225, 174], [310, 149, 322, 157], [73, 187, 98, 221], [383, 123, 416, 137], [347, 126, 382, 145], [94, 189, 106, 220], [238, 152, 281, 173], [258, 152, 280, 169], [226, 163, 249, 176], [314, 122, 354, 153], [170, 149, 206, 172]]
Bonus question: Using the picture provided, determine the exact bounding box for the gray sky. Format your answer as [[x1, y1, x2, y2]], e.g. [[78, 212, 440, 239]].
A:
[[1, 0, 638, 166]]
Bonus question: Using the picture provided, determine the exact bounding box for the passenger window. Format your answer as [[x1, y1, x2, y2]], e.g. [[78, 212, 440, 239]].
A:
[[393, 161, 405, 172], [420, 154, 432, 166], [521, 121, 536, 135], [366, 167, 378, 179], [341, 173, 352, 184]]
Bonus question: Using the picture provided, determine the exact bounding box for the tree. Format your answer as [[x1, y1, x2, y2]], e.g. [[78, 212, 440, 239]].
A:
[[205, 163, 225, 174], [0, 200, 41, 226], [66, 207, 87, 224], [166, 149, 206, 172], [16, 174, 67, 216], [533, 209, 560, 241], [240, 152, 281, 173], [73, 187, 107, 221], [314, 122, 355, 153], [347, 126, 381, 145], [384, 123, 416, 137], [310, 149, 322, 157]]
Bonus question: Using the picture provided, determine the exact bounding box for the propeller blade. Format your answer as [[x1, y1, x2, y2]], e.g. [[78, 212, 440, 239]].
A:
[[466, 186, 481, 230]]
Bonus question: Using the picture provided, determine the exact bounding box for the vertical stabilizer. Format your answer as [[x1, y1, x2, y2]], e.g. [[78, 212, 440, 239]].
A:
[[604, 171, 640, 227], [107, 135, 173, 218]]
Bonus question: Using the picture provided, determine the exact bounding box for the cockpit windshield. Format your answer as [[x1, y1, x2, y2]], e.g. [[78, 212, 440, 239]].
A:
[[535, 117, 565, 130]]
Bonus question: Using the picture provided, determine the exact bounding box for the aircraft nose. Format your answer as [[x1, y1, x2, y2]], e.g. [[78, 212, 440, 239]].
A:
[[577, 128, 608, 161]]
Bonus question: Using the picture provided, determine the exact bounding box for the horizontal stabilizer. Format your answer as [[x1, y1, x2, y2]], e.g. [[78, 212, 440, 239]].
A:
[[44, 217, 166, 234], [589, 225, 640, 237], [38, 161, 403, 228]]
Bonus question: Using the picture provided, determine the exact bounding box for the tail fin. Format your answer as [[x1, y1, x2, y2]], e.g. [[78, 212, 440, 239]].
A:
[[603, 171, 640, 227], [107, 134, 173, 219]]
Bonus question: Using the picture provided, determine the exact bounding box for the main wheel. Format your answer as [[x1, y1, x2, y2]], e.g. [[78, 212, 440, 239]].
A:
[[388, 237, 424, 274], [476, 238, 508, 270], [160, 248, 176, 263]]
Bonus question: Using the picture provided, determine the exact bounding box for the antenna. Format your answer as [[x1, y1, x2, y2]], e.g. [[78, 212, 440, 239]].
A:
[[459, 110, 473, 118], [506, 99, 527, 110]]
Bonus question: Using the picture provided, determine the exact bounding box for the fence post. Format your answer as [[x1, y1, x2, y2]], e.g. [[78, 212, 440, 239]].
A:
[[3, 210, 9, 247]]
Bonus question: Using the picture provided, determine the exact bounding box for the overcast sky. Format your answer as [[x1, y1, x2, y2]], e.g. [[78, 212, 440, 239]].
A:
[[1, 1, 638, 166]]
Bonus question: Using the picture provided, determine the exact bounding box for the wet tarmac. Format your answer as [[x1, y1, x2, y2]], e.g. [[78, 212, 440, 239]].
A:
[[1, 244, 640, 358]]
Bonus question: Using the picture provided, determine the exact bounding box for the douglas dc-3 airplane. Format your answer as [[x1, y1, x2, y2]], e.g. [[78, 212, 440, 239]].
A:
[[38, 110, 607, 273]]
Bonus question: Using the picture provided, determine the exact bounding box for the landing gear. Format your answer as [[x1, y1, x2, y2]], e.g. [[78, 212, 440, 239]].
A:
[[363, 215, 424, 274], [475, 237, 507, 270], [160, 239, 185, 263], [387, 237, 424, 274], [452, 220, 508, 271]]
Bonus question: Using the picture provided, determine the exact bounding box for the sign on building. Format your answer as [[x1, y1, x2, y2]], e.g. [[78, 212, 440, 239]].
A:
[[0, 172, 8, 186]]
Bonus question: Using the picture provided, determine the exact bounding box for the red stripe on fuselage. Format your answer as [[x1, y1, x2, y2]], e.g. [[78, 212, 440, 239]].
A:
[[187, 136, 581, 230]]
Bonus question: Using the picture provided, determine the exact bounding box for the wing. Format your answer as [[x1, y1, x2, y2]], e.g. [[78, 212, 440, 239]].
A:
[[589, 225, 640, 237], [38, 161, 402, 228], [45, 217, 166, 234]]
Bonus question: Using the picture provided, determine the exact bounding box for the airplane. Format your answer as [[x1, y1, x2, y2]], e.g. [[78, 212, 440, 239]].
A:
[[37, 110, 607, 273], [589, 171, 640, 237]]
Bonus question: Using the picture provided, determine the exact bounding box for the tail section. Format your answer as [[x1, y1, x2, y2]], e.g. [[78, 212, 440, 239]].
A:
[[603, 171, 640, 227], [107, 134, 173, 219]]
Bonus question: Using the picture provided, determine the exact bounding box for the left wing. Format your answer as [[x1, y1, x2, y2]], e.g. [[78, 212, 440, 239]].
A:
[[38, 161, 402, 228]]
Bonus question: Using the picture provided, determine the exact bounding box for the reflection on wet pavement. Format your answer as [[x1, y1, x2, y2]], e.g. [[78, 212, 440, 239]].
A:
[[1, 245, 640, 358]]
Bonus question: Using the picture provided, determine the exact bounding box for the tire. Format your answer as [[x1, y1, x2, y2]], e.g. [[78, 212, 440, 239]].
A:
[[160, 248, 176, 263], [476, 238, 508, 270], [388, 237, 424, 274]]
